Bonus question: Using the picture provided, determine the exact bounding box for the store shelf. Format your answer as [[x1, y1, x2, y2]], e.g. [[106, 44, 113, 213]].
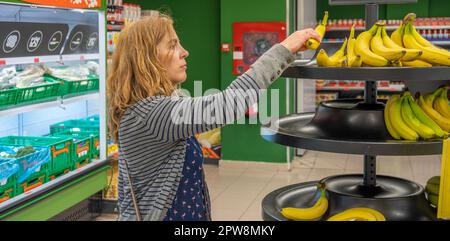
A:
[[61, 54, 100, 62], [107, 24, 124, 31], [262, 176, 436, 221], [0, 55, 61, 66], [0, 158, 111, 220], [0, 92, 99, 117], [282, 65, 450, 81], [322, 40, 450, 45], [317, 84, 404, 92], [261, 108, 443, 156], [433, 41, 450, 46], [327, 25, 450, 31]]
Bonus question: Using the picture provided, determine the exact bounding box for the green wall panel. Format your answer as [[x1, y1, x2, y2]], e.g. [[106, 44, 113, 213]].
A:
[[428, 0, 450, 17], [220, 0, 291, 163], [128, 0, 221, 93], [317, 0, 387, 20], [386, 0, 429, 19]]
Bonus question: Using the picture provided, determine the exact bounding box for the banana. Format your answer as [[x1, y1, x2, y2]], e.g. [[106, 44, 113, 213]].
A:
[[381, 26, 422, 61], [427, 176, 441, 186], [428, 194, 439, 207], [426, 183, 440, 195], [317, 39, 348, 67], [349, 55, 363, 67], [417, 93, 450, 132], [372, 25, 406, 61], [385, 95, 402, 140], [389, 95, 420, 141], [401, 94, 436, 139], [354, 208, 386, 221], [307, 11, 329, 50], [327, 208, 385, 221], [317, 49, 346, 67], [391, 22, 405, 47], [407, 94, 447, 139], [389, 13, 416, 47], [355, 24, 390, 67], [402, 59, 433, 67], [433, 87, 450, 119], [403, 23, 450, 66], [280, 189, 328, 221], [409, 22, 450, 57], [346, 24, 360, 67]]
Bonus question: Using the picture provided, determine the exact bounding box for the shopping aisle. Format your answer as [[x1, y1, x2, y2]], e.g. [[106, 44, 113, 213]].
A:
[[96, 151, 442, 221]]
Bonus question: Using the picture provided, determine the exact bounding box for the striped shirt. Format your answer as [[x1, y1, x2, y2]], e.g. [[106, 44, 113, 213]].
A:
[[117, 44, 295, 221]]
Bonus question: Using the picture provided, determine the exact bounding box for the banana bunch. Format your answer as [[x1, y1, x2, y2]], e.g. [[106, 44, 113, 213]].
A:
[[426, 176, 440, 207], [384, 88, 449, 141], [327, 207, 386, 221], [280, 187, 328, 221], [317, 38, 348, 67], [417, 87, 450, 133], [317, 24, 362, 67], [401, 14, 450, 67], [307, 11, 329, 50], [317, 12, 450, 68]]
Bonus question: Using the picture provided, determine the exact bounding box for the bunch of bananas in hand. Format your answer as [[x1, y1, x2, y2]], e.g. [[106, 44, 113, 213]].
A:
[[280, 185, 328, 221], [384, 86, 450, 141], [317, 13, 450, 67]]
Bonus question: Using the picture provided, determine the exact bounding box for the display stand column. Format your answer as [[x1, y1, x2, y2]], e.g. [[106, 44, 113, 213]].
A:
[[363, 3, 380, 187]]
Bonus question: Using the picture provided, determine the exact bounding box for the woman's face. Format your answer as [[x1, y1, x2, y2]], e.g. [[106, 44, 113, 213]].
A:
[[158, 30, 189, 85]]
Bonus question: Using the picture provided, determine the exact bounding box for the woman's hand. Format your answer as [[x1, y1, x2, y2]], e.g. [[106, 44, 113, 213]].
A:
[[281, 28, 321, 54]]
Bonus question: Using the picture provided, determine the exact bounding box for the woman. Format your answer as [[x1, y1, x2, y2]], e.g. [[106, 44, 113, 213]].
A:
[[108, 12, 320, 221]]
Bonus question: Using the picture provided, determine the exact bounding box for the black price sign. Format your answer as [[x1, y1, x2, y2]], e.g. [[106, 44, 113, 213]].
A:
[[0, 22, 69, 58], [63, 24, 99, 55]]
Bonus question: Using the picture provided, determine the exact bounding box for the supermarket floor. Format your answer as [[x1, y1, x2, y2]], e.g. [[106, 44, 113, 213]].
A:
[[95, 151, 442, 221]]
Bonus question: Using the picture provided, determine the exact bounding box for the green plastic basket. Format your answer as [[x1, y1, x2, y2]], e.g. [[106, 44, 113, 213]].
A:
[[0, 88, 18, 109], [0, 136, 73, 179], [16, 77, 61, 105], [16, 173, 47, 195], [50, 120, 99, 135], [51, 75, 99, 96], [51, 132, 92, 169], [0, 164, 17, 204]]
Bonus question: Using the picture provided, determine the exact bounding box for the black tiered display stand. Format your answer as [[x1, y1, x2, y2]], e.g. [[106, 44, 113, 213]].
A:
[[260, 2, 450, 221]]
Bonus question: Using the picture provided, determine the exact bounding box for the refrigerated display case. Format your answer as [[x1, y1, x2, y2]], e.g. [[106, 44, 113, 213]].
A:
[[0, 0, 110, 221]]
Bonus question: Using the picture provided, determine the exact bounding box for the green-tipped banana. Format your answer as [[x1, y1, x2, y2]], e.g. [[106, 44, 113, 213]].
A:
[[427, 176, 441, 186], [428, 194, 439, 207], [407, 94, 447, 139], [426, 183, 440, 195], [385, 95, 402, 140], [433, 87, 450, 119], [417, 93, 450, 132], [390, 95, 419, 141], [307, 11, 329, 50], [401, 94, 436, 139]]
